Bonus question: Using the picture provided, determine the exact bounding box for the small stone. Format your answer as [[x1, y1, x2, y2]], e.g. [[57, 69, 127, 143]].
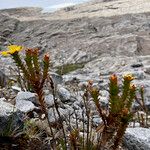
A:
[[64, 104, 74, 115], [50, 72, 63, 84], [99, 96, 109, 107], [44, 94, 55, 107], [57, 85, 71, 102], [16, 99, 36, 113], [93, 117, 102, 125], [48, 107, 68, 124], [131, 63, 143, 68], [44, 94, 61, 107], [11, 86, 21, 92], [16, 91, 37, 103]]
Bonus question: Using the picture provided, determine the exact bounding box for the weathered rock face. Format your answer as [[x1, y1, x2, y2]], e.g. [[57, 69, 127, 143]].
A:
[[124, 127, 150, 150], [0, 0, 150, 66], [0, 1, 150, 149], [0, 1, 150, 89], [0, 98, 23, 134]]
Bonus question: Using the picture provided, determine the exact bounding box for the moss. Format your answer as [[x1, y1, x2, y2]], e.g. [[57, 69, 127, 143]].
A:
[[55, 63, 85, 75]]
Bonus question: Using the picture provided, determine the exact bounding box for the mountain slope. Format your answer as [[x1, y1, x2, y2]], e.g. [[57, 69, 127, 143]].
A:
[[0, 0, 150, 82]]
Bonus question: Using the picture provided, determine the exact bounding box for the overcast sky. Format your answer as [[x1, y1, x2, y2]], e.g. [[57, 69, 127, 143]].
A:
[[0, 0, 89, 11]]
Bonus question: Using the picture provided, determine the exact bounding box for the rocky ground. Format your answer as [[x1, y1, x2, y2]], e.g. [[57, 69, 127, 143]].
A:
[[0, 0, 150, 149]]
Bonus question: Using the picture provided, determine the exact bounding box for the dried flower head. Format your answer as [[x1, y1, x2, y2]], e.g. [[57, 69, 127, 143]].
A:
[[91, 87, 99, 95]]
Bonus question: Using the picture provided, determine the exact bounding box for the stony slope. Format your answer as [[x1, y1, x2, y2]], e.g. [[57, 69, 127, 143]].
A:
[[0, 1, 150, 149], [0, 0, 150, 82]]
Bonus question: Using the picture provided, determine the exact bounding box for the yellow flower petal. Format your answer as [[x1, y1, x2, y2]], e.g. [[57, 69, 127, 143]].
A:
[[8, 45, 23, 54], [123, 73, 134, 81], [0, 51, 9, 56], [0, 45, 23, 56]]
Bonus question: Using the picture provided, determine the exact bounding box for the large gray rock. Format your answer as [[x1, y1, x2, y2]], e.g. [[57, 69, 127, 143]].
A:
[[124, 127, 150, 150], [15, 91, 37, 113], [0, 98, 23, 134], [16, 99, 36, 113]]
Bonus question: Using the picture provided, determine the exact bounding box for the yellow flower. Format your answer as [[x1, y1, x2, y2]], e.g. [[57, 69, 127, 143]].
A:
[[0, 51, 9, 56], [123, 73, 134, 81], [7, 45, 23, 54], [0, 45, 23, 56]]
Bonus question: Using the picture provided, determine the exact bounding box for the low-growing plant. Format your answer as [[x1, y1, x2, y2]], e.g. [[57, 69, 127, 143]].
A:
[[82, 74, 136, 150], [53, 74, 136, 150], [0, 45, 56, 147], [0, 45, 141, 150]]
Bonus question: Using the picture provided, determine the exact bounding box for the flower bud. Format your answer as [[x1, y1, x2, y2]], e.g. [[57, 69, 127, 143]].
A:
[[88, 80, 93, 86], [26, 48, 33, 55], [123, 73, 134, 81], [33, 48, 39, 55], [130, 84, 136, 91], [44, 53, 50, 62], [122, 108, 129, 115], [140, 85, 144, 92], [110, 74, 117, 84]]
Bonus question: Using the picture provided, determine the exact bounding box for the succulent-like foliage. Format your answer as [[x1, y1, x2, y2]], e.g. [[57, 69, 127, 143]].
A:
[[89, 74, 136, 150], [8, 47, 50, 113], [0, 46, 55, 146], [1, 46, 138, 149]]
